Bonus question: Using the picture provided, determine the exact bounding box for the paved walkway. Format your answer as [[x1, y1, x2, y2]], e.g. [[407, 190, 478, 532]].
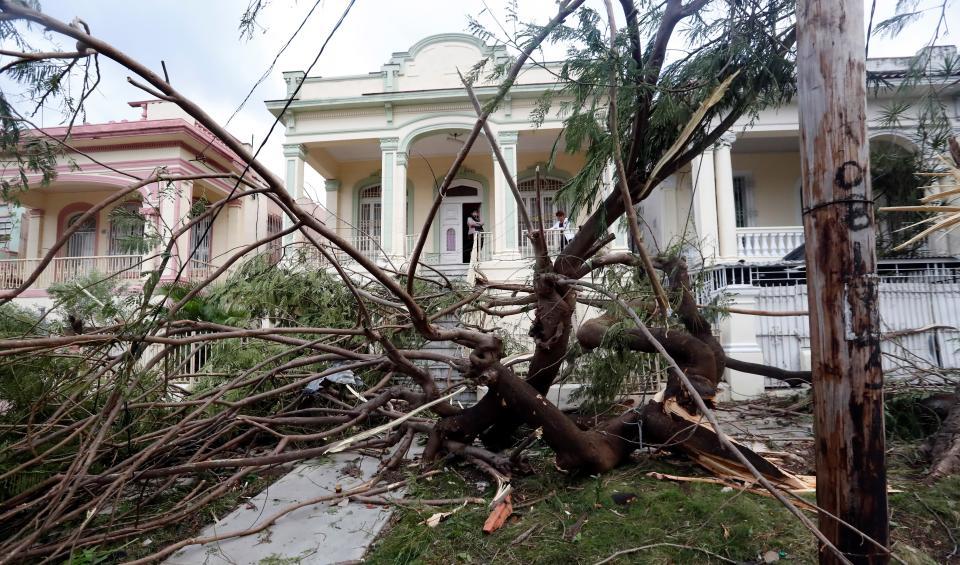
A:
[[166, 453, 394, 565]]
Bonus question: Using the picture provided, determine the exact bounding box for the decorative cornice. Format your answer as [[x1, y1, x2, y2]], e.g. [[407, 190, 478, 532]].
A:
[[497, 131, 519, 145], [394, 102, 474, 114], [324, 179, 341, 192], [380, 137, 400, 151], [715, 132, 737, 148], [396, 152, 408, 167], [298, 108, 383, 120], [282, 71, 305, 97], [282, 144, 308, 159]]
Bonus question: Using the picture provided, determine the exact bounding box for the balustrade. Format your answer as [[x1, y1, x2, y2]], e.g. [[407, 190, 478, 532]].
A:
[[735, 227, 805, 260]]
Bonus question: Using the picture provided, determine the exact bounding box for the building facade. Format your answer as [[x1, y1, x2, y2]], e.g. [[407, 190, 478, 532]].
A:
[[0, 100, 283, 310], [271, 34, 960, 399]]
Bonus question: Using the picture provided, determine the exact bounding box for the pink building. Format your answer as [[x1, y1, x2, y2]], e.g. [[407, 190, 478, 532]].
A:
[[0, 100, 283, 307]]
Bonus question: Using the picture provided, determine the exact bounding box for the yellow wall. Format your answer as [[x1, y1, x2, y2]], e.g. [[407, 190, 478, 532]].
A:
[[333, 147, 587, 250], [31, 190, 139, 256], [17, 181, 277, 267], [731, 152, 803, 227]]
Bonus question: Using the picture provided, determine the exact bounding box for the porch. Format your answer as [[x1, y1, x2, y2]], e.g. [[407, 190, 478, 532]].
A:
[[285, 127, 596, 273], [0, 255, 218, 290], [702, 130, 959, 263], [2, 176, 234, 292]]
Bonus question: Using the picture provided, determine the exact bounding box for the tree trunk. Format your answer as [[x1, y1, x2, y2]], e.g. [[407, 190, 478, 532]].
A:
[[927, 386, 960, 482]]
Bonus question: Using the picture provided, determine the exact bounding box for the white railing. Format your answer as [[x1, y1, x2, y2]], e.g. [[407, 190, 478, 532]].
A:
[[520, 228, 570, 259], [187, 259, 218, 282], [0, 255, 143, 289], [736, 227, 805, 260], [335, 230, 384, 264], [404, 233, 441, 265], [473, 231, 493, 262]]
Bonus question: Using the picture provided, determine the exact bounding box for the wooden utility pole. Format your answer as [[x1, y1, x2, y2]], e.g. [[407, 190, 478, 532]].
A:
[[796, 1, 889, 564]]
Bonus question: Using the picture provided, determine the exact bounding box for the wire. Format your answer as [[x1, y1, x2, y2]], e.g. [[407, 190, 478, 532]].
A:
[[196, 0, 327, 161], [155, 0, 357, 329]]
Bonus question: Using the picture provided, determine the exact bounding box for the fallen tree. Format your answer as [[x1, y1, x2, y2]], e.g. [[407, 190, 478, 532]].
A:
[[0, 1, 945, 563]]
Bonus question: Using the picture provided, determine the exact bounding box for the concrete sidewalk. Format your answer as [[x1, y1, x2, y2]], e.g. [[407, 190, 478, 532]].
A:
[[166, 453, 394, 565]]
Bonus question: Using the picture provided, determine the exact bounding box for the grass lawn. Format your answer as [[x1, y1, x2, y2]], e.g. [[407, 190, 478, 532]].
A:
[[366, 444, 960, 565]]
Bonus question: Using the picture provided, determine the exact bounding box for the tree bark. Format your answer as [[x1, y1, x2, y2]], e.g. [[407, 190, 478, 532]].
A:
[[796, 0, 889, 562]]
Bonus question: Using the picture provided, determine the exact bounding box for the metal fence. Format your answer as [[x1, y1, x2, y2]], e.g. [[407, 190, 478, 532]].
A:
[[755, 275, 960, 386]]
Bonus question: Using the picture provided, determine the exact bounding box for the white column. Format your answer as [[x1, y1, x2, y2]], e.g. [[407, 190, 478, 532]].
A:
[[173, 181, 192, 278], [493, 131, 519, 257], [24, 209, 43, 258], [283, 144, 307, 247], [380, 138, 407, 258], [227, 201, 243, 251], [714, 134, 738, 261], [602, 162, 630, 251], [720, 285, 767, 400], [324, 179, 341, 229], [283, 144, 307, 201], [691, 150, 719, 262], [154, 180, 186, 281]]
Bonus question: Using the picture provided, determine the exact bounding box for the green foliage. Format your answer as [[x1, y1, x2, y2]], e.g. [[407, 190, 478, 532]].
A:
[[207, 255, 356, 328], [160, 281, 239, 324], [885, 392, 946, 441], [0, 95, 61, 202], [48, 271, 136, 329], [472, 1, 798, 224], [870, 141, 927, 256], [0, 300, 44, 337]]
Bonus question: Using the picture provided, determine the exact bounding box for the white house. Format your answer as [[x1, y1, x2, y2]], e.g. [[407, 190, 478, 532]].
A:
[[267, 36, 957, 399]]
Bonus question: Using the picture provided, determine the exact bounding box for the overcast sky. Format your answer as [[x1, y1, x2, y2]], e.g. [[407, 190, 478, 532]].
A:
[[30, 0, 960, 200]]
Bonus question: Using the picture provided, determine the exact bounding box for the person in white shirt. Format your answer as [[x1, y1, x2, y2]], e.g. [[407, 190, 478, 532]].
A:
[[466, 207, 484, 263], [552, 210, 572, 250]]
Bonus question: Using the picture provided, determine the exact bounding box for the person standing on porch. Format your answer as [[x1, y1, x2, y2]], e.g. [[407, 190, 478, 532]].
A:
[[466, 207, 484, 263], [552, 210, 573, 250]]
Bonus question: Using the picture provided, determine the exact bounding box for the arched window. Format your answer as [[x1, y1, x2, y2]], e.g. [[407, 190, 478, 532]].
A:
[[65, 213, 96, 257], [517, 177, 565, 243], [446, 185, 478, 198], [108, 202, 146, 255], [358, 185, 382, 252]]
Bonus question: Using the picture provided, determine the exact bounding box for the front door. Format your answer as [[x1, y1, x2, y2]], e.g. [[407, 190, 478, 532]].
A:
[[461, 202, 481, 263], [439, 202, 461, 264]]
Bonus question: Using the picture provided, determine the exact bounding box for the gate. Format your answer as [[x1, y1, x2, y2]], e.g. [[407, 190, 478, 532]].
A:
[[755, 277, 960, 386]]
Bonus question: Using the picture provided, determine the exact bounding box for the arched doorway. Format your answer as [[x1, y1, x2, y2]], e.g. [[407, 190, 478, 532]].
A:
[[401, 127, 491, 264]]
